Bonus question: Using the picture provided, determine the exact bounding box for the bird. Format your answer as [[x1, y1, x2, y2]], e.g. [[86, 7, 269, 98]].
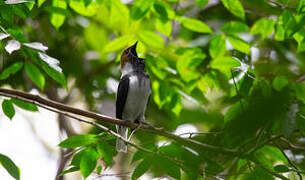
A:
[[116, 41, 151, 152]]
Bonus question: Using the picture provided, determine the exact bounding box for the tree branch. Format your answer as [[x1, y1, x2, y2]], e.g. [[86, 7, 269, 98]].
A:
[[0, 88, 239, 156]]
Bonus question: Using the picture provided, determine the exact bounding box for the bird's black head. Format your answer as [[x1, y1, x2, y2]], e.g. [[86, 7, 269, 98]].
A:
[[121, 41, 145, 71]]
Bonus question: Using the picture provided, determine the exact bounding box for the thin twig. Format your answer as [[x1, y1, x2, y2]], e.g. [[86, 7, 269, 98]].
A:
[[280, 137, 305, 151], [275, 142, 303, 180], [0, 88, 239, 155], [0, 91, 190, 175]]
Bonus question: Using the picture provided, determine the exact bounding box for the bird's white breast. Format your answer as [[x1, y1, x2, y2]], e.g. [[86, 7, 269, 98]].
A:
[[122, 75, 151, 122]]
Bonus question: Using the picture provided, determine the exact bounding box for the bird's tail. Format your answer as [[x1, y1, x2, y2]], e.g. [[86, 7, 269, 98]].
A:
[[116, 126, 128, 153]]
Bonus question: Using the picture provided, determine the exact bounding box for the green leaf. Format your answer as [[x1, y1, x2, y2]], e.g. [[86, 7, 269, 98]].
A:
[[156, 155, 181, 179], [195, 0, 209, 8], [25, 63, 45, 91], [272, 77, 288, 91], [132, 156, 152, 180], [40, 60, 66, 87], [274, 164, 289, 173], [130, 0, 155, 20], [138, 30, 164, 49], [179, 17, 213, 33], [2, 99, 15, 120], [210, 56, 240, 78], [11, 98, 38, 112], [209, 35, 226, 59], [96, 141, 117, 166], [71, 149, 86, 167], [155, 18, 172, 37], [59, 134, 99, 148], [38, 0, 46, 7], [176, 57, 203, 82], [295, 83, 305, 102], [131, 150, 148, 163], [278, 10, 297, 38], [0, 153, 20, 180], [80, 147, 99, 179], [250, 18, 275, 39], [153, 2, 168, 23], [227, 35, 250, 54], [60, 166, 79, 176], [221, 0, 245, 20], [274, 24, 285, 41], [96, 166, 102, 174], [297, 0, 305, 13], [103, 35, 134, 53], [69, 0, 98, 17], [51, 0, 67, 29], [0, 62, 23, 80], [221, 21, 249, 34]]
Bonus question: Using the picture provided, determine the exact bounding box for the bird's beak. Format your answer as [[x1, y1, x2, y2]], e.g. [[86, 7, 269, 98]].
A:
[[129, 41, 138, 57]]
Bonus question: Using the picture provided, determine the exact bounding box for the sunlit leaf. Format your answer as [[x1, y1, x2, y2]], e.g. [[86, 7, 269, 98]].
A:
[[38, 0, 46, 7], [38, 52, 62, 72], [274, 24, 285, 41], [179, 17, 213, 33], [176, 49, 205, 82], [23, 42, 48, 52], [103, 35, 134, 53], [59, 134, 99, 148], [5, 40, 21, 54], [209, 35, 226, 58], [11, 98, 38, 112], [221, 21, 249, 34], [250, 18, 275, 39], [80, 147, 98, 179], [0, 62, 23, 80], [210, 56, 240, 78], [25, 63, 45, 91], [227, 35, 250, 54], [2, 99, 15, 120], [51, 0, 67, 29], [40, 59, 66, 87], [69, 0, 99, 17], [0, 33, 10, 40], [221, 0, 245, 20], [155, 19, 172, 37], [4, 0, 33, 4], [138, 30, 164, 49], [0, 153, 20, 180]]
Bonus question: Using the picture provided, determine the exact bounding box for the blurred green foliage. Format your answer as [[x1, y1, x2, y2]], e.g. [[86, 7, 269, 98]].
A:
[[1, 0, 305, 179]]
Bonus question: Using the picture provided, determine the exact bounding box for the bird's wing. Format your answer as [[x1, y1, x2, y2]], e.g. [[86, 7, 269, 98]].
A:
[[116, 75, 130, 119]]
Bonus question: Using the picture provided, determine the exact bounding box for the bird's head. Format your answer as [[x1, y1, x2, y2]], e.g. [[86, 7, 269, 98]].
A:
[[120, 41, 138, 70]]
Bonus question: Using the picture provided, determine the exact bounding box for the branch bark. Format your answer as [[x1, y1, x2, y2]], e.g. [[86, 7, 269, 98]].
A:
[[0, 88, 238, 155]]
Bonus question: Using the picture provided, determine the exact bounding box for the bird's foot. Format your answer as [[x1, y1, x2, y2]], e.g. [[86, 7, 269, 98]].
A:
[[128, 123, 143, 141]]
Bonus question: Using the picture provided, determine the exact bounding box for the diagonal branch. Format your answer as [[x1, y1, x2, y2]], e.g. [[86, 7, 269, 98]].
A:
[[0, 88, 238, 155]]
